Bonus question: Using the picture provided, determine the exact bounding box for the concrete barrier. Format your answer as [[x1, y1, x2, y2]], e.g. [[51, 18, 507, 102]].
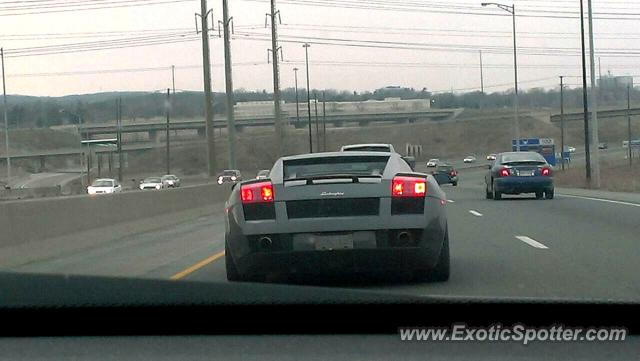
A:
[[0, 183, 232, 247]]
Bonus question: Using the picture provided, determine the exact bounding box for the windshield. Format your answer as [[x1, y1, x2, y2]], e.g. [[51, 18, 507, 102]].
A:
[[501, 153, 547, 164], [91, 180, 113, 187], [283, 156, 389, 179], [3, 0, 640, 314]]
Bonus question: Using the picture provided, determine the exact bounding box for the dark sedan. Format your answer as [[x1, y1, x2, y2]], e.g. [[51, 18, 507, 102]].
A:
[[431, 164, 458, 186], [485, 152, 554, 200], [224, 151, 450, 283], [217, 170, 243, 185]]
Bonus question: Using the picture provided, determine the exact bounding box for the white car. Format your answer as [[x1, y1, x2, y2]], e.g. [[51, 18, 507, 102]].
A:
[[487, 154, 497, 161], [139, 177, 164, 190], [426, 159, 439, 167], [87, 178, 122, 195], [566, 146, 576, 153], [463, 155, 477, 163]]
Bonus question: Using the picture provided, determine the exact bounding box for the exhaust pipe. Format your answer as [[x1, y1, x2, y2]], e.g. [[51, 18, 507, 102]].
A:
[[259, 236, 273, 250], [396, 231, 413, 246]]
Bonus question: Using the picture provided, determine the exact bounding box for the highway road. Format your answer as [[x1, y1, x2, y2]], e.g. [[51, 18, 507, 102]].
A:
[[6, 165, 640, 301]]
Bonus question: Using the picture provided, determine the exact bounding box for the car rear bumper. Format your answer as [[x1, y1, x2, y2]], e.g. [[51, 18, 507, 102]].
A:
[[494, 177, 553, 194], [234, 246, 440, 277]]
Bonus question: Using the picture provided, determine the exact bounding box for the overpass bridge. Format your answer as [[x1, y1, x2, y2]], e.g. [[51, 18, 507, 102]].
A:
[[550, 107, 640, 123], [79, 109, 460, 141]]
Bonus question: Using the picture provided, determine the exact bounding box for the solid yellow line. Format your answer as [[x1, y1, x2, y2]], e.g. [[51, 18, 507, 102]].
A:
[[170, 250, 225, 280]]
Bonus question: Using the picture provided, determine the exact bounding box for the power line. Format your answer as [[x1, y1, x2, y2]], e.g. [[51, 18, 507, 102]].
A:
[[0, 0, 195, 16]]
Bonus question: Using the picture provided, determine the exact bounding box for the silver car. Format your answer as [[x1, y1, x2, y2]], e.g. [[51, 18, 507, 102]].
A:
[[161, 174, 181, 188], [224, 151, 450, 283]]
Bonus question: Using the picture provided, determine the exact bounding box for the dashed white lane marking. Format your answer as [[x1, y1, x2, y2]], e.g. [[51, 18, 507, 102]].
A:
[[468, 210, 483, 217], [558, 194, 640, 208], [447, 199, 455, 203], [515, 236, 549, 249]]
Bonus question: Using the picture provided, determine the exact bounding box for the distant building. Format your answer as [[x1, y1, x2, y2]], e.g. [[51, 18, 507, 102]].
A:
[[599, 74, 634, 89]]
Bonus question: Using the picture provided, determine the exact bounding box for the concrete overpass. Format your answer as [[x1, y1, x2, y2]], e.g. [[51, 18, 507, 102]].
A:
[[550, 107, 640, 123], [79, 109, 460, 141]]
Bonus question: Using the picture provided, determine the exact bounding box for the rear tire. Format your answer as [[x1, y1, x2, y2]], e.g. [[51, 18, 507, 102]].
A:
[[492, 181, 502, 200], [545, 189, 555, 199], [225, 241, 241, 282], [485, 184, 493, 199], [452, 182, 458, 187], [413, 228, 450, 282]]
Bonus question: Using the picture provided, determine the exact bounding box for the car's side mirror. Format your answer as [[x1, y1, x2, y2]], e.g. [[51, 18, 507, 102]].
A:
[[402, 156, 416, 170]]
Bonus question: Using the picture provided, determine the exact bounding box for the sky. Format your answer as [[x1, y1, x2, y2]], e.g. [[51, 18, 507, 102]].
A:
[[2, 0, 640, 96]]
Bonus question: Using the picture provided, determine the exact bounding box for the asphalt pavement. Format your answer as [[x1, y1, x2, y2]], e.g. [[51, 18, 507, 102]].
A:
[[6, 165, 640, 302]]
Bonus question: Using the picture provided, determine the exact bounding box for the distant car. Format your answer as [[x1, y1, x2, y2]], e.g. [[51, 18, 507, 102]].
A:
[[463, 155, 477, 163], [567, 146, 576, 153], [426, 159, 440, 167], [87, 178, 122, 195], [485, 152, 554, 200], [161, 174, 181, 188], [340, 143, 395, 153], [139, 177, 164, 190], [487, 154, 497, 161], [218, 170, 242, 185], [256, 170, 270, 179], [598, 142, 608, 150], [431, 164, 458, 186]]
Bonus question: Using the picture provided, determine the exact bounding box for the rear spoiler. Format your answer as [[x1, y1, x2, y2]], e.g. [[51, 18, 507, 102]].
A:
[[284, 174, 382, 185]]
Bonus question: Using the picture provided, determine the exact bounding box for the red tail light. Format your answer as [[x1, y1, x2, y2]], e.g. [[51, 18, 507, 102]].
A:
[[450, 171, 457, 177], [499, 168, 510, 177], [541, 167, 551, 176], [240, 181, 274, 203], [392, 176, 426, 197]]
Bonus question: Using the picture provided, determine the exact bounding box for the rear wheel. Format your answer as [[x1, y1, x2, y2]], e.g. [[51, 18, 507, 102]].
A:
[[492, 181, 502, 200], [413, 228, 450, 282], [485, 184, 493, 199], [225, 241, 241, 282], [452, 181, 458, 187], [545, 189, 555, 199]]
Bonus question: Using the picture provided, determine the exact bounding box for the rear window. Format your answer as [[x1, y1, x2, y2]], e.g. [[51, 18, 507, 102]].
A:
[[283, 156, 389, 179], [437, 165, 453, 172], [342, 146, 390, 152], [501, 153, 546, 164]]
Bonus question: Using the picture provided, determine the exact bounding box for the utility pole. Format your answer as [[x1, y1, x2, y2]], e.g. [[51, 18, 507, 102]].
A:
[[1, 48, 10, 184], [293, 67, 300, 127], [579, 0, 591, 183], [628, 84, 632, 166], [171, 65, 176, 95], [314, 92, 319, 152], [479, 49, 484, 94], [303, 43, 312, 153], [598, 57, 601, 84], [587, 0, 600, 188], [560, 76, 565, 171], [481, 3, 519, 150], [511, 5, 520, 151], [117, 97, 123, 183], [197, 0, 216, 177], [268, 0, 284, 156], [166, 88, 171, 175], [322, 90, 326, 152], [222, 0, 237, 169]]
